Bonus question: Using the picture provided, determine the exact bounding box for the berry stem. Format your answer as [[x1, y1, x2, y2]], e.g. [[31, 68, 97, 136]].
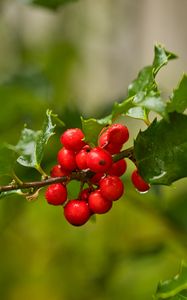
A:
[[12, 172, 23, 186], [35, 164, 48, 179], [113, 146, 136, 165]]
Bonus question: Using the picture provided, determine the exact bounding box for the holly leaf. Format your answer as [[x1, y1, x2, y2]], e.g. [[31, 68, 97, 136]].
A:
[[20, 0, 78, 9], [12, 110, 57, 171], [81, 115, 112, 146], [154, 262, 187, 299], [153, 44, 177, 75], [167, 74, 187, 113], [0, 145, 16, 177], [0, 190, 23, 199], [35, 109, 56, 167], [112, 45, 177, 121], [15, 128, 40, 168], [134, 112, 187, 185]]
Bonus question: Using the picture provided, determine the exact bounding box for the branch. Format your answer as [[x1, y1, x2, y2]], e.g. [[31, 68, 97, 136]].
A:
[[0, 147, 135, 193]]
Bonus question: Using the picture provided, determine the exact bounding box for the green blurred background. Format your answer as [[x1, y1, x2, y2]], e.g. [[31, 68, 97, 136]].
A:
[[0, 0, 187, 299]]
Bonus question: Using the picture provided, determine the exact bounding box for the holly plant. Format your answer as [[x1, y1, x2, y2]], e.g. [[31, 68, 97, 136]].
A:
[[1, 41, 187, 297]]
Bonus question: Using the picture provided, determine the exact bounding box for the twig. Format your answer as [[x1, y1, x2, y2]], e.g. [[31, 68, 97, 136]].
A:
[[0, 147, 135, 193]]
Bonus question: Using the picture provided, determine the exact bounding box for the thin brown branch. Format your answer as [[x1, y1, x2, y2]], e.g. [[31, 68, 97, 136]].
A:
[[0, 147, 135, 193]]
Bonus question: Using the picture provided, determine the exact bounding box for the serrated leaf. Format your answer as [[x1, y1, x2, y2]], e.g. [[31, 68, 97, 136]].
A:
[[153, 44, 177, 75], [154, 262, 187, 299], [112, 45, 177, 121], [167, 74, 187, 113], [134, 112, 187, 185], [35, 110, 56, 167], [128, 66, 154, 97], [20, 0, 78, 9], [0, 145, 16, 177], [12, 110, 57, 171], [15, 128, 40, 168], [0, 190, 23, 199], [81, 115, 112, 146]]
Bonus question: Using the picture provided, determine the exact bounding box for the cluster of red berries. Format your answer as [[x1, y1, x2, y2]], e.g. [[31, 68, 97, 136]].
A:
[[45, 124, 150, 226]]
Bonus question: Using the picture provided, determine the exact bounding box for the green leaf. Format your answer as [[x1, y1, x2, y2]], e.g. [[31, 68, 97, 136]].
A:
[[20, 0, 78, 9], [15, 128, 40, 168], [112, 45, 177, 121], [134, 112, 187, 185], [81, 115, 112, 146], [153, 44, 177, 75], [167, 74, 187, 113], [35, 110, 56, 168], [128, 66, 154, 97], [12, 110, 57, 171], [0, 145, 16, 177], [154, 262, 187, 299], [0, 190, 23, 199]]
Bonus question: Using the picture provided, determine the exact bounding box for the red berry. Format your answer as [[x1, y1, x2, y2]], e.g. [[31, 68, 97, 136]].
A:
[[98, 130, 122, 154], [108, 159, 127, 177], [64, 200, 91, 226], [57, 147, 77, 171], [88, 190, 112, 214], [86, 147, 112, 173], [80, 188, 92, 201], [45, 183, 67, 205], [60, 128, 85, 152], [50, 164, 70, 177], [108, 124, 129, 144], [131, 169, 150, 192], [75, 145, 90, 170], [100, 175, 124, 201]]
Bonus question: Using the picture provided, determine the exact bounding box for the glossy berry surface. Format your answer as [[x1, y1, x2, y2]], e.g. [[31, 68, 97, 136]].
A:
[[45, 183, 67, 205], [75, 145, 90, 170], [98, 130, 122, 154], [86, 147, 112, 173], [57, 147, 77, 171], [60, 128, 85, 151], [50, 164, 70, 177], [131, 169, 150, 192], [88, 190, 112, 214], [80, 188, 92, 201], [108, 159, 127, 177], [107, 123, 129, 145], [100, 175, 124, 201], [64, 200, 91, 226]]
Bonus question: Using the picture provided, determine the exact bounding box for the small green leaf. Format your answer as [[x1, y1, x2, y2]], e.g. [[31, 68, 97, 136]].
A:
[[81, 115, 112, 146], [167, 74, 187, 113], [126, 107, 146, 120], [134, 112, 187, 185], [12, 110, 58, 172], [0, 145, 15, 177], [20, 0, 78, 9], [0, 190, 23, 199], [113, 91, 167, 121], [15, 128, 40, 168], [154, 262, 187, 299], [128, 66, 154, 97], [153, 44, 177, 75], [112, 45, 177, 121], [35, 110, 56, 167]]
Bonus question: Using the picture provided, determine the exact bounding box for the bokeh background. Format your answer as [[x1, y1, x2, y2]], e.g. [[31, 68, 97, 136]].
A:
[[0, 0, 187, 299]]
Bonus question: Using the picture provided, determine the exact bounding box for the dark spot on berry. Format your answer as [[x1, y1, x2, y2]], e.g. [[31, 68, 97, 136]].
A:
[[99, 159, 106, 166]]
